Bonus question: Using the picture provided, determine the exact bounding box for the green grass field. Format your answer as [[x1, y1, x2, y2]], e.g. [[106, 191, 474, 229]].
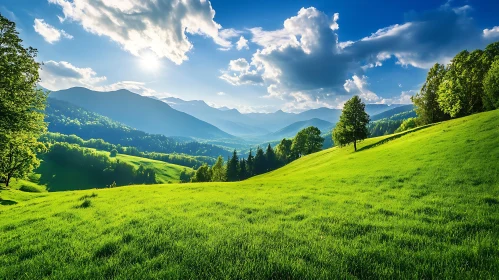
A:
[[1, 110, 498, 279]]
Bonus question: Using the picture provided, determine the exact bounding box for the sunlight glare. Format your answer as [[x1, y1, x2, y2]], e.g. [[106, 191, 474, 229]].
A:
[[139, 52, 161, 71]]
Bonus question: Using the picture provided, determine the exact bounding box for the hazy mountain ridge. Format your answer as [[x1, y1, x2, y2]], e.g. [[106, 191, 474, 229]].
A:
[[50, 87, 235, 140]]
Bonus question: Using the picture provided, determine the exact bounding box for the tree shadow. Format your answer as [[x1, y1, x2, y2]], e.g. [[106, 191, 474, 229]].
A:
[[358, 124, 434, 152], [36, 159, 105, 192], [0, 199, 18, 206]]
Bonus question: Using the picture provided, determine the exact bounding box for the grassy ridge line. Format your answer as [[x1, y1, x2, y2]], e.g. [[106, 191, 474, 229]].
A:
[[1, 110, 499, 279]]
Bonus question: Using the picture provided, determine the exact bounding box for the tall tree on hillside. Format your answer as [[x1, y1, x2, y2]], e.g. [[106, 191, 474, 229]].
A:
[[226, 150, 240, 181], [253, 147, 266, 175], [412, 63, 449, 124], [239, 159, 248, 180], [265, 144, 277, 172], [246, 149, 254, 177], [211, 156, 226, 182], [333, 96, 370, 152], [275, 138, 294, 165], [292, 126, 324, 157], [0, 15, 47, 187], [483, 59, 499, 109]]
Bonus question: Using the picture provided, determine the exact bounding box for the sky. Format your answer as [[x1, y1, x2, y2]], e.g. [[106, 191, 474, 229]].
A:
[[2, 0, 499, 113]]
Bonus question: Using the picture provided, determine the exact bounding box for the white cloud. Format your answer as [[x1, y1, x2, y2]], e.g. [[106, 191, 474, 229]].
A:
[[343, 75, 381, 102], [219, 58, 264, 86], [216, 91, 226, 96], [377, 90, 416, 105], [33, 18, 73, 44], [483, 26, 499, 39], [39, 60, 163, 97], [48, 0, 233, 64], [236, 36, 249, 50], [220, 4, 498, 109]]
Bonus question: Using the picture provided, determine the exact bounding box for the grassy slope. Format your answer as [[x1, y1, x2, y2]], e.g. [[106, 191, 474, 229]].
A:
[[24, 152, 191, 192], [1, 111, 498, 279]]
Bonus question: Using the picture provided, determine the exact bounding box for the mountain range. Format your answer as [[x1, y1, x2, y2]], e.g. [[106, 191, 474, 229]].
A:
[[50, 87, 413, 143]]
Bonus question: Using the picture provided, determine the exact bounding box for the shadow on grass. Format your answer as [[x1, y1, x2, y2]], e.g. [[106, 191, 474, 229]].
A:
[[358, 124, 434, 152], [0, 198, 18, 206], [36, 159, 105, 192]]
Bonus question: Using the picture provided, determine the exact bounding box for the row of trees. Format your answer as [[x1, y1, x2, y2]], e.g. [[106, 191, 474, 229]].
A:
[[45, 143, 156, 186], [412, 42, 499, 125], [40, 132, 215, 169], [190, 127, 325, 182]]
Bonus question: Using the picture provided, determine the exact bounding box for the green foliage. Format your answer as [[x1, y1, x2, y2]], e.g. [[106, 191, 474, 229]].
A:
[[275, 138, 294, 165], [226, 150, 240, 182], [179, 169, 193, 183], [412, 63, 449, 124], [291, 126, 324, 157], [192, 164, 211, 183], [415, 41, 499, 122], [110, 149, 118, 157], [264, 144, 277, 172], [395, 118, 418, 133], [253, 147, 266, 175], [40, 132, 214, 169], [483, 59, 499, 109], [1, 110, 498, 278], [333, 96, 370, 151], [211, 156, 226, 182], [43, 143, 156, 188], [0, 15, 47, 187]]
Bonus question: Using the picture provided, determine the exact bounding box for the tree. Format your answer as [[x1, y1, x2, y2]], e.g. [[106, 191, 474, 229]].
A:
[[253, 147, 266, 175], [179, 168, 192, 183], [226, 150, 240, 182], [246, 149, 254, 177], [275, 138, 294, 165], [110, 149, 118, 157], [394, 118, 417, 133], [483, 59, 499, 109], [437, 78, 463, 118], [192, 164, 211, 182], [0, 133, 42, 187], [333, 96, 370, 152], [239, 159, 248, 180], [292, 126, 324, 157], [211, 156, 226, 182], [412, 63, 449, 124], [265, 144, 277, 172], [0, 15, 47, 186]]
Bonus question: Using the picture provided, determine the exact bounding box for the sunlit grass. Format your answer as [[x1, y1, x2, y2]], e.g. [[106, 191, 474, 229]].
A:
[[0, 110, 498, 278]]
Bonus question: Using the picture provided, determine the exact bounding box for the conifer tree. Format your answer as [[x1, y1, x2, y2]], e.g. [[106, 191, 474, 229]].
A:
[[253, 147, 266, 175], [265, 144, 277, 171], [226, 150, 240, 181]]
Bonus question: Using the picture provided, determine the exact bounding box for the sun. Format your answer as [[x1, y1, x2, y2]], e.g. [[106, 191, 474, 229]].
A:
[[139, 52, 161, 71]]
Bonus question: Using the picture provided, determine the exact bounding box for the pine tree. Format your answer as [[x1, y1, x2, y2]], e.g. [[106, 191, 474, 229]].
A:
[[226, 150, 240, 181], [265, 144, 277, 172], [253, 147, 266, 175], [246, 149, 254, 177], [239, 159, 248, 180]]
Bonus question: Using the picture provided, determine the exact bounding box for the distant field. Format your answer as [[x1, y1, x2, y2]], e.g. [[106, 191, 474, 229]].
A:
[[13, 151, 192, 192], [1, 110, 498, 279]]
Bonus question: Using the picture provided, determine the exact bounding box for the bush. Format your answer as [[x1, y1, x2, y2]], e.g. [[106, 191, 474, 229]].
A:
[[19, 184, 44, 193]]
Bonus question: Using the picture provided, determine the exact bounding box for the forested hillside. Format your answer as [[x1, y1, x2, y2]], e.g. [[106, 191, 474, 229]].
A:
[[45, 98, 230, 158]]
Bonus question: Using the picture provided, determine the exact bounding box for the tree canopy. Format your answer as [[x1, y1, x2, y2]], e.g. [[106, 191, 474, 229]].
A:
[[333, 96, 370, 152], [0, 15, 47, 186]]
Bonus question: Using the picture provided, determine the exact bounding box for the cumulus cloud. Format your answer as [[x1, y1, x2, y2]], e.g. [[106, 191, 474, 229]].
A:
[[220, 4, 499, 109], [34, 18, 73, 44], [219, 58, 264, 86], [236, 36, 249, 50], [483, 26, 499, 39], [48, 0, 232, 64], [39, 60, 159, 96]]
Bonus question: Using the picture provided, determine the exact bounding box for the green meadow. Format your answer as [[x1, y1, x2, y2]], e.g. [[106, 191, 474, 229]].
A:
[[1, 110, 498, 279]]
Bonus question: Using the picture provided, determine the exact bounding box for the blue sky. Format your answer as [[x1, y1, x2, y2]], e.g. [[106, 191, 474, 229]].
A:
[[2, 0, 499, 112]]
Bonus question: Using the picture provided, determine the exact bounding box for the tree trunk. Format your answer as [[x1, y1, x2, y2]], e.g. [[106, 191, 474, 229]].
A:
[[5, 174, 11, 187], [354, 140, 357, 152]]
